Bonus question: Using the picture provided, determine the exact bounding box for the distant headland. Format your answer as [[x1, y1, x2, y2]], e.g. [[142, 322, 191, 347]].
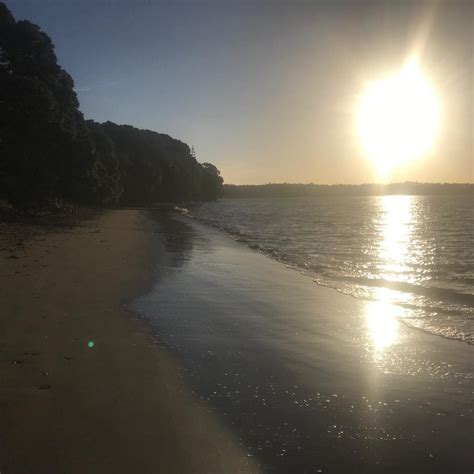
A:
[[223, 182, 474, 198]]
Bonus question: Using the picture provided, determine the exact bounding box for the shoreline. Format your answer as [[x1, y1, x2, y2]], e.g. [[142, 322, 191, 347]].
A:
[[1, 207, 472, 472], [183, 202, 474, 348], [134, 212, 474, 473], [0, 209, 259, 473]]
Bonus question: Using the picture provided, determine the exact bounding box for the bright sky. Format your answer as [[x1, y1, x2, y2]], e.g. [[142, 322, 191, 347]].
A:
[[7, 0, 473, 184]]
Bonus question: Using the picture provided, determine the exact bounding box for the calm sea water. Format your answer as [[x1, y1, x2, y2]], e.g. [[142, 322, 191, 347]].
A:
[[185, 194, 474, 344]]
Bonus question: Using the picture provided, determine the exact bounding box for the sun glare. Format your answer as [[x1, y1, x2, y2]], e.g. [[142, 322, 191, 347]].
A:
[[366, 296, 400, 353], [357, 58, 439, 178]]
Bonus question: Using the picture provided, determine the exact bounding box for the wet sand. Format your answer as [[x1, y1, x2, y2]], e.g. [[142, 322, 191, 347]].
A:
[[0, 210, 258, 473], [134, 212, 474, 473]]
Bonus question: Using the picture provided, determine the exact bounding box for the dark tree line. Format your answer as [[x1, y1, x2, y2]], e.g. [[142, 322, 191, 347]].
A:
[[0, 2, 223, 209], [224, 182, 474, 198]]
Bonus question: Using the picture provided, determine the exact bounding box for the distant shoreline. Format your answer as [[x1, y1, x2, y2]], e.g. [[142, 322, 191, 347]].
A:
[[223, 182, 474, 198]]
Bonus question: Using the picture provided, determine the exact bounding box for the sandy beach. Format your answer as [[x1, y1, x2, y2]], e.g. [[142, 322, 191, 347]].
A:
[[2, 0, 472, 472], [0, 209, 258, 474], [1, 208, 472, 473]]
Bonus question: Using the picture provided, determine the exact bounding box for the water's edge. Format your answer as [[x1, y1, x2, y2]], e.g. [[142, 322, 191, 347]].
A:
[[176, 203, 473, 346]]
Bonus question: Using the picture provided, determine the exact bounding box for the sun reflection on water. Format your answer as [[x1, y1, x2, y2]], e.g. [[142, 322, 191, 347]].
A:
[[366, 195, 415, 354], [378, 195, 413, 279], [366, 289, 401, 352]]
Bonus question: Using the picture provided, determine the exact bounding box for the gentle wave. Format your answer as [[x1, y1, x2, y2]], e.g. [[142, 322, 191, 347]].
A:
[[181, 195, 474, 344]]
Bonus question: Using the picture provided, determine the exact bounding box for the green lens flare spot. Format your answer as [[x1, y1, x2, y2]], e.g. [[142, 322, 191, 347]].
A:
[[87, 341, 95, 348]]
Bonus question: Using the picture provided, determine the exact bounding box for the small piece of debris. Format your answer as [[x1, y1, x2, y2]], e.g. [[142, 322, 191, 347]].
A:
[[39, 384, 51, 390], [7, 255, 19, 259]]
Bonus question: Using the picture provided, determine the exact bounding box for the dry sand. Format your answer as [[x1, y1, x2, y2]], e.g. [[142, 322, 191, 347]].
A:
[[0, 209, 259, 474]]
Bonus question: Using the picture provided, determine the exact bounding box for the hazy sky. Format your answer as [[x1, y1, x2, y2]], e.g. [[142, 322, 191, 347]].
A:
[[7, 0, 473, 184]]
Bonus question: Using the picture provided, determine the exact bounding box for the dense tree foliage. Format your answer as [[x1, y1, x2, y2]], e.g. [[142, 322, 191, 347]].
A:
[[0, 2, 222, 208], [85, 120, 122, 204], [99, 122, 223, 206]]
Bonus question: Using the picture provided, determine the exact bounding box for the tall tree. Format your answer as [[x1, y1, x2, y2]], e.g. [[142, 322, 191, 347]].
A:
[[0, 2, 91, 206], [0, 2, 224, 208], [200, 162, 224, 200]]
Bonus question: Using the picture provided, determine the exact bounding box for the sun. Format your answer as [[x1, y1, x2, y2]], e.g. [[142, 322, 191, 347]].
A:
[[357, 58, 439, 178]]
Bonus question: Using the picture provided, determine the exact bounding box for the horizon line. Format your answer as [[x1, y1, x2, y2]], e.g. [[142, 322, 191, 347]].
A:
[[224, 181, 474, 186]]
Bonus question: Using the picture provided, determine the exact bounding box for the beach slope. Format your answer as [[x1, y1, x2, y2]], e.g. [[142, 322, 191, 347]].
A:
[[0, 210, 258, 474]]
